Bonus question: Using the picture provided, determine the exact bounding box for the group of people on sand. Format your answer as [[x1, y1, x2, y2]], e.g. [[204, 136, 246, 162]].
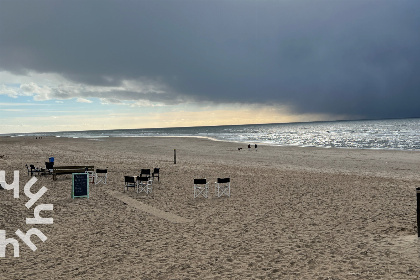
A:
[[238, 144, 258, 151], [248, 144, 257, 151]]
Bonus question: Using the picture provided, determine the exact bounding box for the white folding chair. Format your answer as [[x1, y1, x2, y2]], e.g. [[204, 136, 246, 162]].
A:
[[137, 176, 153, 194], [85, 170, 96, 184], [215, 178, 231, 197], [194, 178, 209, 198], [95, 169, 108, 184]]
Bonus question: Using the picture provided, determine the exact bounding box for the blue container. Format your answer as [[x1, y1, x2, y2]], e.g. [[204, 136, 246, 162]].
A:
[[49, 157, 54, 163]]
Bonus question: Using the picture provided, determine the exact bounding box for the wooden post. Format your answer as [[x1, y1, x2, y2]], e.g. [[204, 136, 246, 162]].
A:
[[174, 149, 176, 164], [417, 187, 420, 238]]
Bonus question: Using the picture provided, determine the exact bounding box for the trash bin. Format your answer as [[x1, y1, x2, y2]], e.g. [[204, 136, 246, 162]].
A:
[[49, 157, 54, 163]]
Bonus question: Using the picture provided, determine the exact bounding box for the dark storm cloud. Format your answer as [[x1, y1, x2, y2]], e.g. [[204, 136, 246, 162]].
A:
[[1, 0, 419, 119]]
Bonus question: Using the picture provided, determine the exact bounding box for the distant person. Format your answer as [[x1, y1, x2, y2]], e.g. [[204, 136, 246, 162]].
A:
[[255, 144, 258, 151], [248, 144, 251, 151]]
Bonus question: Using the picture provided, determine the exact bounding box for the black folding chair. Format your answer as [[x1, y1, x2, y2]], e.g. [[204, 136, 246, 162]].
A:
[[124, 176, 136, 192], [140, 169, 151, 179], [45, 162, 54, 175], [28, 164, 42, 176], [152, 168, 160, 182]]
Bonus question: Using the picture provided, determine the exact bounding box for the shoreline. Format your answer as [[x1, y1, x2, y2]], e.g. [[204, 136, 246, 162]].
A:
[[3, 134, 420, 153]]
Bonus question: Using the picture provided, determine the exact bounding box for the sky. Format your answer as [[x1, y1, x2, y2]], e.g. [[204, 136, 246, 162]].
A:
[[1, 0, 420, 134]]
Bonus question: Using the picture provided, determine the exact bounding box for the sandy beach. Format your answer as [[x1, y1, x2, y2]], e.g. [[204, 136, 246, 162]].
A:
[[1, 136, 420, 279]]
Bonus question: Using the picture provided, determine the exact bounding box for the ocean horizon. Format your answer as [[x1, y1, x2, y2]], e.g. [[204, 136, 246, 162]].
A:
[[3, 118, 420, 151]]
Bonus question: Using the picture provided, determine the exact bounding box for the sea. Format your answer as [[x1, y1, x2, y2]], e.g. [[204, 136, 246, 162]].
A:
[[5, 118, 420, 151]]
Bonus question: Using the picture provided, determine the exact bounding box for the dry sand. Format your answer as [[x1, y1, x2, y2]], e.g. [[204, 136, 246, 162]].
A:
[[1, 136, 420, 279]]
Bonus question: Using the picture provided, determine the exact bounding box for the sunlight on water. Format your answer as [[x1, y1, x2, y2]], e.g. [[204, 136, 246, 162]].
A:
[[6, 118, 420, 150]]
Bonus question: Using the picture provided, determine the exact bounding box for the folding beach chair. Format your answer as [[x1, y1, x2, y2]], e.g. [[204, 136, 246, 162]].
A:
[[95, 169, 108, 184], [85, 170, 96, 184], [215, 178, 231, 197], [137, 176, 153, 194], [25, 164, 31, 176], [45, 162, 54, 175], [152, 168, 160, 182], [194, 178, 209, 198], [124, 176, 136, 192], [28, 164, 42, 176], [140, 169, 151, 179]]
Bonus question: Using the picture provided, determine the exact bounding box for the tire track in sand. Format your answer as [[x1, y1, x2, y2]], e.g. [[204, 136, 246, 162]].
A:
[[107, 190, 191, 223]]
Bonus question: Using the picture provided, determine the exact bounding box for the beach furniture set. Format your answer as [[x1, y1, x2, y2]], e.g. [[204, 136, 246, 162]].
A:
[[83, 168, 107, 184], [124, 168, 159, 195], [25, 164, 44, 176], [53, 167, 107, 184], [25, 159, 108, 184], [194, 177, 231, 199], [25, 162, 54, 177], [26, 157, 55, 177], [141, 168, 160, 182]]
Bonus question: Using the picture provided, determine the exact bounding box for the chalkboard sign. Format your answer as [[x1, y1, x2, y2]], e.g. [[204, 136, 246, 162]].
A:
[[72, 173, 89, 199]]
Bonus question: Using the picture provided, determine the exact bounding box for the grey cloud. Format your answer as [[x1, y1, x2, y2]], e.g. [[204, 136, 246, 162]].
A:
[[1, 0, 420, 119], [89, 90, 189, 105]]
